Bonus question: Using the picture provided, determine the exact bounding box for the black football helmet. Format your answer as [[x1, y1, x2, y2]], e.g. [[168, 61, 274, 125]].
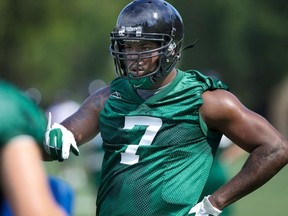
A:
[[110, 0, 184, 89]]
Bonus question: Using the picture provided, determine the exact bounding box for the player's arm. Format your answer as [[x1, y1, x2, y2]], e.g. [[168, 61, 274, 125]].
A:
[[44, 86, 110, 161], [2, 135, 66, 216], [199, 89, 288, 210], [62, 86, 110, 145]]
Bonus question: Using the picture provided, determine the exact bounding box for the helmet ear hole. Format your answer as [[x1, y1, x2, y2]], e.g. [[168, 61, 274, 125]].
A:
[[168, 42, 176, 52]]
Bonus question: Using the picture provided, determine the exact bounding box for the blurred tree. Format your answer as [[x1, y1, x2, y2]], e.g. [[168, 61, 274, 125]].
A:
[[176, 0, 288, 113], [0, 0, 119, 106], [0, 0, 287, 112]]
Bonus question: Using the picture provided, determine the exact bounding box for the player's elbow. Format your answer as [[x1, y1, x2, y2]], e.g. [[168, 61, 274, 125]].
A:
[[281, 138, 288, 164], [273, 136, 288, 165]]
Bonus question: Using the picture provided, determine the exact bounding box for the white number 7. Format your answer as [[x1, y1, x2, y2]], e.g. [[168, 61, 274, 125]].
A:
[[120, 116, 162, 165]]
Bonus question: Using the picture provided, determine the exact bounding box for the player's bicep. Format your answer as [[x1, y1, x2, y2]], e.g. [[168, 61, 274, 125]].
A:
[[221, 108, 278, 152], [200, 90, 281, 152], [61, 86, 110, 145]]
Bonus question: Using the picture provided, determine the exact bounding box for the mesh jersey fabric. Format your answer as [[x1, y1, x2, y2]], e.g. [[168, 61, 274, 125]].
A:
[[97, 70, 229, 216], [0, 80, 47, 148]]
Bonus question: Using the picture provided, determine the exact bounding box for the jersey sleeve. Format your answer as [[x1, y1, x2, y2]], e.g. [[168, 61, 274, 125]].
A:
[[192, 70, 229, 91]]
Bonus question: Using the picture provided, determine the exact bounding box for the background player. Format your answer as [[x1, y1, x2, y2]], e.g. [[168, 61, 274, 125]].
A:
[[0, 80, 67, 216]]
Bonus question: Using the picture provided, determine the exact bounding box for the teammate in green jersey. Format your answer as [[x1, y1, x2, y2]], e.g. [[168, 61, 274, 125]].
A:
[[0, 80, 66, 216], [44, 0, 288, 215]]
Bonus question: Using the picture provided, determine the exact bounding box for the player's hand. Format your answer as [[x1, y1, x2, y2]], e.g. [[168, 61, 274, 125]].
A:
[[44, 112, 79, 161], [189, 196, 222, 216]]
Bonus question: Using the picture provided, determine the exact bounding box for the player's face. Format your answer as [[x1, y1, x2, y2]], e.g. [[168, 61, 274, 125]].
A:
[[124, 41, 160, 77]]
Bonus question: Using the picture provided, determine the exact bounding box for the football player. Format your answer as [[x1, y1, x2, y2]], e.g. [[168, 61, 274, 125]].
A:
[[0, 80, 67, 216], [44, 0, 288, 215]]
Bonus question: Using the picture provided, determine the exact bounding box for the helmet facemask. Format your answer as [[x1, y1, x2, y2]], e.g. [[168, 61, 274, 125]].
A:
[[110, 0, 184, 89], [110, 31, 182, 89]]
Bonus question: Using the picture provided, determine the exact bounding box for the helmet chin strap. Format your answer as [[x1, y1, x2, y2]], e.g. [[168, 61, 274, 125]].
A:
[[128, 74, 156, 89], [128, 53, 179, 89], [127, 39, 199, 90], [127, 56, 168, 89]]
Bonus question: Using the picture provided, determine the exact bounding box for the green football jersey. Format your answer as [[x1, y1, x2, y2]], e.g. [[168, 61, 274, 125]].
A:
[[0, 80, 47, 149], [97, 70, 229, 216]]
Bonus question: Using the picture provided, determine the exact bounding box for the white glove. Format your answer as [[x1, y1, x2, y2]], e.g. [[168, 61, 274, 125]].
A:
[[189, 196, 222, 216], [44, 112, 79, 161]]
